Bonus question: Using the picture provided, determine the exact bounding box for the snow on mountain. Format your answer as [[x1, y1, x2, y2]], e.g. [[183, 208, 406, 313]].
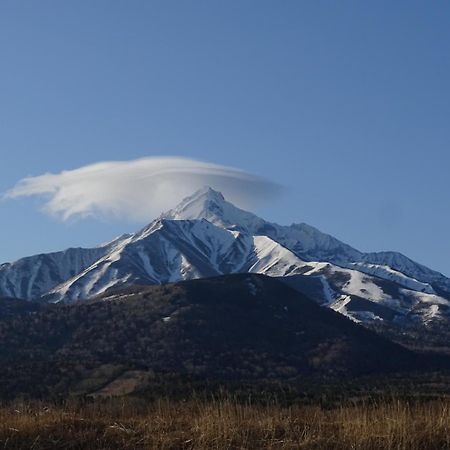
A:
[[1, 186, 450, 329], [0, 247, 108, 299], [162, 186, 267, 232], [162, 187, 450, 296], [299, 262, 450, 324], [358, 252, 450, 294], [43, 219, 312, 302], [161, 187, 450, 325], [0, 233, 134, 300]]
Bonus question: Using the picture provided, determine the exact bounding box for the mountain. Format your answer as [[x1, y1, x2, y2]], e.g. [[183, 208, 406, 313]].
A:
[[0, 274, 425, 399], [0, 236, 130, 300], [162, 188, 360, 262], [163, 187, 450, 295], [160, 187, 450, 327], [1, 186, 450, 333]]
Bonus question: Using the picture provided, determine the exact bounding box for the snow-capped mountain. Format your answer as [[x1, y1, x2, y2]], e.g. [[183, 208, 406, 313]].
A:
[[1, 186, 450, 328], [42, 219, 312, 302], [0, 247, 108, 300], [163, 187, 450, 295]]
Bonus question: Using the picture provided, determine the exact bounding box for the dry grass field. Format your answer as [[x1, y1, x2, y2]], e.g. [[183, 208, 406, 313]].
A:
[[1, 397, 450, 449]]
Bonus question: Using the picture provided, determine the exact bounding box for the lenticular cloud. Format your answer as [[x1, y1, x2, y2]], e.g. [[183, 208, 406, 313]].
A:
[[4, 157, 280, 221]]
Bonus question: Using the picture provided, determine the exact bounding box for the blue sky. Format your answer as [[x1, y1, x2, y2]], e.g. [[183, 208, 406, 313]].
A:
[[1, 1, 449, 275]]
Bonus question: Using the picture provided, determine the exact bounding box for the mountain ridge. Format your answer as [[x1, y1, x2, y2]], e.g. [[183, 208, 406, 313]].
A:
[[1, 186, 449, 332]]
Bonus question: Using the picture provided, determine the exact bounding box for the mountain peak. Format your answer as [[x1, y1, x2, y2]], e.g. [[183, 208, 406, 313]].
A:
[[162, 186, 226, 220], [191, 185, 225, 201], [160, 186, 264, 231], [179, 186, 226, 210]]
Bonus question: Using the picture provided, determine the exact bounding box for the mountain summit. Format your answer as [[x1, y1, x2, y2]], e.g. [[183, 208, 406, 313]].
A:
[[1, 187, 450, 332], [161, 186, 265, 231]]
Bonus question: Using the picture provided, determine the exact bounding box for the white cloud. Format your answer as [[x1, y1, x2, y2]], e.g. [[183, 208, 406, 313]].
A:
[[4, 157, 281, 221]]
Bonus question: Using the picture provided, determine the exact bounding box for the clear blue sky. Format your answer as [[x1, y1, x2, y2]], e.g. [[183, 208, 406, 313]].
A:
[[1, 1, 449, 275]]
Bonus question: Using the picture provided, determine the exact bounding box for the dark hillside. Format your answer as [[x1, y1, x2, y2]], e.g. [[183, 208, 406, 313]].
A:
[[0, 274, 431, 399]]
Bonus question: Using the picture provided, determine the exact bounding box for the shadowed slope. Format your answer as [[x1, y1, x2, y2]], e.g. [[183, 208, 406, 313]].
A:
[[0, 274, 429, 399]]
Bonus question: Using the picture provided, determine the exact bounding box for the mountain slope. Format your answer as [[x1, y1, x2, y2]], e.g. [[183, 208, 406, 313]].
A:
[[0, 275, 425, 399], [0, 247, 108, 299], [2, 186, 450, 332], [44, 219, 312, 302], [162, 187, 450, 295]]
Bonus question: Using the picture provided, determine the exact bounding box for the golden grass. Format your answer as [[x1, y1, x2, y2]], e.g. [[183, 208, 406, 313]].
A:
[[1, 397, 450, 449]]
